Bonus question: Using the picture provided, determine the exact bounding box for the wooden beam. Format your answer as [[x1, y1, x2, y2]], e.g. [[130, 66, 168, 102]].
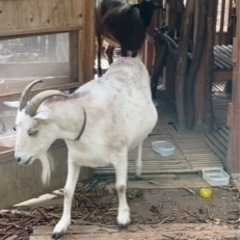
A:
[[69, 30, 83, 84], [81, 0, 95, 82], [227, 0, 240, 173], [213, 70, 232, 81], [0, 62, 69, 78]]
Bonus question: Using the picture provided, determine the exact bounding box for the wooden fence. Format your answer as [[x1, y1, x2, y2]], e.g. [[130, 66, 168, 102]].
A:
[[0, 0, 95, 209]]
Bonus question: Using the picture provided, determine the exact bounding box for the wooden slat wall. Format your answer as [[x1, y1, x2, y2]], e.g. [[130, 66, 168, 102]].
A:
[[0, 0, 84, 37]]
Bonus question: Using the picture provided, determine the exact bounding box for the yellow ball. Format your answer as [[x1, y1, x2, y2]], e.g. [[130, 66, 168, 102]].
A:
[[199, 188, 212, 199]]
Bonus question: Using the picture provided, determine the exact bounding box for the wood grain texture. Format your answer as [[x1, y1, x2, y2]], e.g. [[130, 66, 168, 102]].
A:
[[0, 0, 83, 37]]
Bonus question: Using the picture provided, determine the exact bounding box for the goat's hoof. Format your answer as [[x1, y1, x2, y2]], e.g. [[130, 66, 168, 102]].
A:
[[52, 219, 70, 239], [134, 175, 144, 181], [118, 223, 129, 229], [117, 209, 130, 227], [51, 232, 64, 239]]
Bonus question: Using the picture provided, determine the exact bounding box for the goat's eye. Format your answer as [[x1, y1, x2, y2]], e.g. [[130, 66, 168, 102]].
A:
[[28, 128, 38, 136], [13, 126, 17, 131]]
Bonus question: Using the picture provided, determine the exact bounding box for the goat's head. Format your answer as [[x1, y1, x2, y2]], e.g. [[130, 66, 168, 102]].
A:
[[133, 0, 163, 29], [4, 79, 66, 183]]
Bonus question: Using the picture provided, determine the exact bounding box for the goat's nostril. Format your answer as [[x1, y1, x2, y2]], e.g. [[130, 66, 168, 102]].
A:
[[16, 157, 21, 163]]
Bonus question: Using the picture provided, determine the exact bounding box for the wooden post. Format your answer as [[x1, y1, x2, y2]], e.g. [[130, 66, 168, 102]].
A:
[[165, 0, 184, 100], [143, 0, 163, 73], [185, 0, 208, 129], [227, 1, 240, 174], [69, 0, 95, 84], [69, 31, 83, 84], [81, 0, 95, 82], [194, 0, 216, 131], [175, 0, 195, 129]]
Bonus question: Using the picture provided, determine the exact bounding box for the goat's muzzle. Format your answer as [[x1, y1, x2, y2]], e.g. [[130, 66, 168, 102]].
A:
[[15, 156, 34, 165]]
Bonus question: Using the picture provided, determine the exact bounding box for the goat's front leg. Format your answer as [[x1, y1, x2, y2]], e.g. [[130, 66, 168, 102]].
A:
[[114, 150, 130, 227], [52, 161, 80, 239]]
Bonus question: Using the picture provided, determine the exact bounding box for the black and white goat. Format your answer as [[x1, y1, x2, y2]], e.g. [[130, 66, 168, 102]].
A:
[[96, 0, 162, 75], [5, 57, 158, 239]]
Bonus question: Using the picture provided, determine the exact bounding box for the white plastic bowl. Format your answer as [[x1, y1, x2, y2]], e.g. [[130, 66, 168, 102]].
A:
[[151, 140, 175, 157], [202, 167, 230, 186]]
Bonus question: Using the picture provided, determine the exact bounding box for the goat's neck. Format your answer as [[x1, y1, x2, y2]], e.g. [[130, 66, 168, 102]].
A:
[[47, 104, 86, 141]]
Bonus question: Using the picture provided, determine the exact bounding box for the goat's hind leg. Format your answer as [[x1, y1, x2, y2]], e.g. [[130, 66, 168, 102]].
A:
[[52, 161, 80, 239], [135, 142, 143, 178], [106, 45, 115, 64], [113, 149, 130, 228]]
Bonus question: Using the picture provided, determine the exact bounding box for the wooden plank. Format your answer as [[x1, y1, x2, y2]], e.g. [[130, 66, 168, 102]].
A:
[[0, 76, 69, 95], [0, 81, 82, 98], [0, 62, 69, 78], [0, 0, 83, 37], [213, 57, 228, 70], [222, 44, 233, 53], [213, 69, 231, 83], [215, 45, 232, 57], [214, 48, 232, 69], [202, 134, 227, 161]]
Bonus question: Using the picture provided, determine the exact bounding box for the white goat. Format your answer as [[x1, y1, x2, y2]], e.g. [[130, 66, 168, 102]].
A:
[[5, 57, 158, 239]]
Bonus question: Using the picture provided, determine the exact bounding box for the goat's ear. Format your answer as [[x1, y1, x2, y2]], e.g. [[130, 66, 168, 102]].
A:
[[3, 101, 20, 108], [33, 111, 51, 121]]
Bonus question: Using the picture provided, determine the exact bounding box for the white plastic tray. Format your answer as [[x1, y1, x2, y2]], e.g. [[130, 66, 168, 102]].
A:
[[202, 167, 230, 186], [151, 140, 175, 157]]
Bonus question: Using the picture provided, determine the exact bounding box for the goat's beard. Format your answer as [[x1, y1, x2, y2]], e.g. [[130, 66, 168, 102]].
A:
[[38, 153, 53, 185]]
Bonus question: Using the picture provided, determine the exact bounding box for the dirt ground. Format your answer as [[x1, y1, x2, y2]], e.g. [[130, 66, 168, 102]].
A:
[[71, 177, 240, 227], [0, 176, 239, 240]]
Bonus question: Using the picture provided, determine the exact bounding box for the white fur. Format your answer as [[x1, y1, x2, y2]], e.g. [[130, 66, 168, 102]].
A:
[[6, 57, 158, 238]]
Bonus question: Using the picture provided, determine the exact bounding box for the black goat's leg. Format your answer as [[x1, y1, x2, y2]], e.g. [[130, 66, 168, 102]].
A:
[[106, 45, 115, 64], [97, 33, 103, 76], [121, 47, 128, 57], [131, 51, 138, 57]]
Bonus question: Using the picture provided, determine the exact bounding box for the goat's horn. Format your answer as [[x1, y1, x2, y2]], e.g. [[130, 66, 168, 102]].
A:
[[25, 90, 67, 117], [19, 79, 44, 110]]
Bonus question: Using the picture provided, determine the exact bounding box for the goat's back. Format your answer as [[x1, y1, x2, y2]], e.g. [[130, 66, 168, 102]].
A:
[[75, 57, 157, 150]]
